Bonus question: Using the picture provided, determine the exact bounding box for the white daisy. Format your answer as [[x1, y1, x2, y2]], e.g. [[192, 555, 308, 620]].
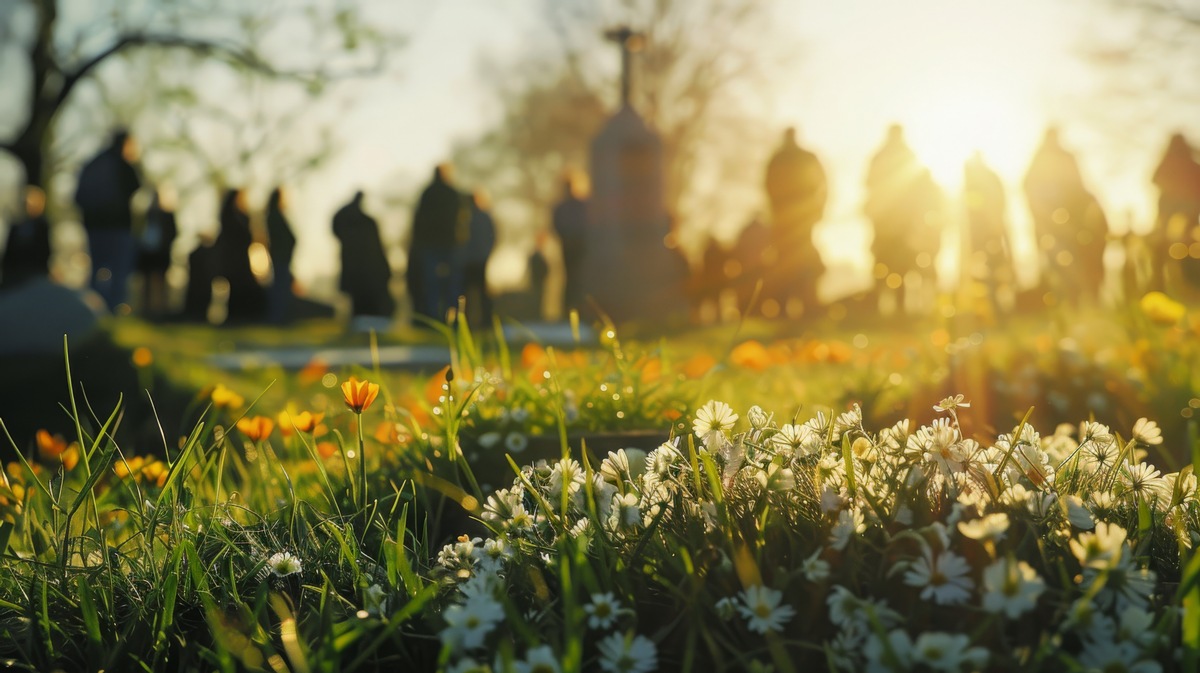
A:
[[903, 548, 974, 605], [980, 557, 1045, 619], [266, 551, 302, 578], [1070, 521, 1127, 569], [584, 592, 622, 630], [693, 400, 738, 448], [515, 645, 561, 673], [1131, 418, 1163, 446], [596, 631, 658, 673], [736, 585, 796, 634], [911, 632, 988, 672], [440, 592, 505, 650]]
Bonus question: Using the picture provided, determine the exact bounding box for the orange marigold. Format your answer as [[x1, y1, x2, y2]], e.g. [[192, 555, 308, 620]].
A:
[[342, 378, 380, 414], [236, 416, 275, 442]]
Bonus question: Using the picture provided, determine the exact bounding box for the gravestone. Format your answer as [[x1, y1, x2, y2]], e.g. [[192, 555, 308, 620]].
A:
[[580, 27, 688, 323]]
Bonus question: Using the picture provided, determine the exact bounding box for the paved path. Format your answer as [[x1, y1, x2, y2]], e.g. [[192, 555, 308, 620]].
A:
[[208, 322, 596, 371]]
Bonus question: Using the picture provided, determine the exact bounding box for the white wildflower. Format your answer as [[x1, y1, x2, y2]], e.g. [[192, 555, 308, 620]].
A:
[[693, 400, 738, 448], [903, 548, 974, 605], [597, 631, 658, 673], [911, 632, 988, 672], [266, 551, 302, 578], [585, 592, 622, 630], [1070, 521, 1127, 569], [515, 645, 561, 673], [737, 585, 796, 634], [980, 557, 1045, 619], [1131, 418, 1163, 446]]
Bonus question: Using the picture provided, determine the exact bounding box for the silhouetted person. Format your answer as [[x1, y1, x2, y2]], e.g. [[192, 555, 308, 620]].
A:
[[75, 129, 141, 310], [136, 188, 177, 318], [1151, 133, 1200, 290], [527, 231, 550, 320], [266, 187, 297, 324], [183, 234, 218, 322], [410, 165, 465, 322], [764, 127, 828, 318], [459, 190, 496, 326], [690, 236, 728, 323], [334, 191, 394, 318], [732, 218, 773, 316], [1077, 192, 1109, 303], [864, 125, 938, 313], [2, 185, 52, 290], [215, 188, 266, 323], [964, 153, 1013, 317], [552, 176, 588, 317], [1023, 128, 1104, 306]]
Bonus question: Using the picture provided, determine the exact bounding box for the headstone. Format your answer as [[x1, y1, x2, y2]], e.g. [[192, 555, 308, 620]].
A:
[[580, 27, 688, 323], [0, 278, 107, 354]]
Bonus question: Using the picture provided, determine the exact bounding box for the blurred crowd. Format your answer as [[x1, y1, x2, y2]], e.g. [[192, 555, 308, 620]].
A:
[[3, 124, 1200, 327]]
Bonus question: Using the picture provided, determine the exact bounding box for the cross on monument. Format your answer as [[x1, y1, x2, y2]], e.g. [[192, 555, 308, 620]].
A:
[[604, 26, 643, 108]]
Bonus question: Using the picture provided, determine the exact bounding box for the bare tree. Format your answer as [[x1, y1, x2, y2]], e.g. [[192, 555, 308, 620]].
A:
[[0, 0, 399, 196], [1081, 0, 1200, 148]]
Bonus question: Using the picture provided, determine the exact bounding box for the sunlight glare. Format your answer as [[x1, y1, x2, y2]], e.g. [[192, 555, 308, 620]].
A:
[[903, 84, 1037, 189]]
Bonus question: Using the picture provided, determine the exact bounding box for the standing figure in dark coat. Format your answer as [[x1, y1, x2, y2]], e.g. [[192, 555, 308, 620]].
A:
[[764, 127, 828, 318], [334, 191, 394, 318], [1023, 128, 1106, 305], [74, 129, 141, 310], [183, 234, 218, 322], [2, 185, 52, 290], [552, 176, 588, 317], [215, 188, 266, 323], [459, 190, 496, 326], [963, 152, 1013, 317], [266, 187, 297, 324], [409, 165, 466, 322], [864, 125, 940, 313], [136, 188, 178, 317], [1151, 133, 1200, 289]]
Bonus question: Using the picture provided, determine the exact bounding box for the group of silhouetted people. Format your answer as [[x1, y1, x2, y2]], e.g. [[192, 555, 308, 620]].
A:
[[688, 124, 1200, 323], [7, 124, 1200, 326]]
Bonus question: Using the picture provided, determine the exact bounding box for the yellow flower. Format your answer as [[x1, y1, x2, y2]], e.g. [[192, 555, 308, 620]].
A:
[[142, 459, 169, 488], [341, 378, 380, 414], [211, 384, 245, 410], [236, 416, 275, 442], [1141, 291, 1186, 326]]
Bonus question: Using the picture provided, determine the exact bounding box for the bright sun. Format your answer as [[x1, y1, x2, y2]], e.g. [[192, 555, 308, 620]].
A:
[[901, 83, 1039, 190]]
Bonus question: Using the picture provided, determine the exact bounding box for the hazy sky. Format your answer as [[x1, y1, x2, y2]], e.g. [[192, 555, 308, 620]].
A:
[[4, 0, 1193, 295], [294, 0, 1178, 289]]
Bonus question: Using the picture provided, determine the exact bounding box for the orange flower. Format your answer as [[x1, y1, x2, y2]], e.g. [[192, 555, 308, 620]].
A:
[[114, 456, 146, 479], [60, 446, 80, 471], [236, 416, 275, 442], [131, 347, 153, 368], [141, 459, 169, 488], [211, 384, 245, 410], [683, 353, 717, 379], [316, 441, 339, 459], [298, 357, 330, 386], [731, 340, 771, 371], [520, 342, 547, 370], [342, 378, 380, 414], [36, 430, 68, 461], [425, 367, 452, 406], [640, 357, 663, 384], [278, 410, 324, 436]]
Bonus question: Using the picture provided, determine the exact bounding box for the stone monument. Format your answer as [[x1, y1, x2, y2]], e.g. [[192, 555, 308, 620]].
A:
[[581, 26, 688, 323]]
